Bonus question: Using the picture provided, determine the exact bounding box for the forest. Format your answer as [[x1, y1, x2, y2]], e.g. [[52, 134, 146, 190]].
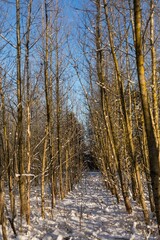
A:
[[0, 0, 159, 239]]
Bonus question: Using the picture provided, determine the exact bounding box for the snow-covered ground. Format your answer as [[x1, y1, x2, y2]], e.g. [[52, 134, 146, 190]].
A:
[[0, 172, 159, 239]]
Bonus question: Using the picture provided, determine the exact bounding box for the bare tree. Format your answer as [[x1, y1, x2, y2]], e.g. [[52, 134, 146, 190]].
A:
[[16, 0, 26, 220], [133, 0, 160, 231]]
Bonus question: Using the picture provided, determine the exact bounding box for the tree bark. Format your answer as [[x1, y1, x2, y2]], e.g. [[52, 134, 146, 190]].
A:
[[134, 0, 160, 230], [55, 0, 64, 200], [16, 0, 26, 220], [103, 0, 149, 223], [95, 0, 132, 213], [25, 0, 33, 225], [150, 0, 159, 145]]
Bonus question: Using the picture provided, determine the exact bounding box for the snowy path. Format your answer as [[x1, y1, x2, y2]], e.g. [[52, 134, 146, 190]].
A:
[[1, 172, 158, 239]]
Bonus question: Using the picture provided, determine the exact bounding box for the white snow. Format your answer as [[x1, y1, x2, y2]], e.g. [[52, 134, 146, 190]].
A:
[[0, 172, 159, 239]]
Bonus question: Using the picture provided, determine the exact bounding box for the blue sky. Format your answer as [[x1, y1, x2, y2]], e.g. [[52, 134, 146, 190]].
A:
[[0, 0, 88, 122]]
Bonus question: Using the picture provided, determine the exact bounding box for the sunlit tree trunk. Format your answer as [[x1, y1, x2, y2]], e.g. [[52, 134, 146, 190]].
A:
[[49, 33, 56, 209], [65, 108, 70, 195], [150, 1, 160, 189], [95, 0, 120, 202], [25, 0, 33, 225], [95, 0, 133, 212], [41, 128, 48, 219], [150, 0, 159, 145], [134, 0, 160, 230], [103, 0, 149, 223], [0, 72, 16, 226], [0, 77, 8, 240], [141, 115, 155, 212], [0, 180, 7, 240], [41, 0, 50, 218], [103, 0, 137, 200]]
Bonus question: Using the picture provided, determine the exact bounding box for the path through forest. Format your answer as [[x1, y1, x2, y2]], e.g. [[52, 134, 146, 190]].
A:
[[1, 172, 159, 239]]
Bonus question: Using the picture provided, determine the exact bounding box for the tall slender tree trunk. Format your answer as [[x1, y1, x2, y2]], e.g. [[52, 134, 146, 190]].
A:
[[16, 0, 26, 220], [49, 32, 55, 209], [141, 115, 155, 212], [25, 0, 33, 225], [103, 0, 149, 224], [134, 0, 160, 230], [55, 0, 64, 200], [65, 148, 69, 194], [150, 0, 159, 145], [103, 0, 138, 201], [0, 77, 8, 240], [95, 0, 132, 213], [150, 1, 160, 192], [41, 0, 51, 218], [0, 72, 16, 224], [0, 180, 7, 240], [65, 109, 70, 194], [41, 128, 48, 219]]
